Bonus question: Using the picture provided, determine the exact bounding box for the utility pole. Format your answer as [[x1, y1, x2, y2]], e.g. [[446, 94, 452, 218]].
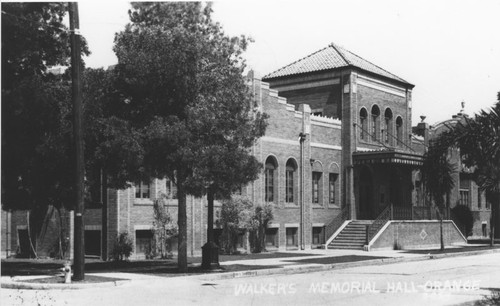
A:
[[69, 2, 85, 281]]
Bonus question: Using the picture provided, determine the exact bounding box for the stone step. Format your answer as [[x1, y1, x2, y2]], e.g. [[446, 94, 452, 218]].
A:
[[328, 220, 373, 250], [329, 243, 364, 249], [336, 236, 366, 242], [327, 245, 364, 250]]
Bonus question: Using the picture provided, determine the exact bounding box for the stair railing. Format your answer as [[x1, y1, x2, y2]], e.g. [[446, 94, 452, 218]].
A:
[[324, 204, 350, 241], [367, 203, 393, 244], [448, 207, 467, 238], [392, 206, 412, 220]]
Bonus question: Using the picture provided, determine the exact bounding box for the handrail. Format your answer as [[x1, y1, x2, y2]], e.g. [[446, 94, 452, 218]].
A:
[[367, 203, 392, 243], [392, 206, 412, 220], [449, 208, 467, 237], [324, 204, 350, 240]]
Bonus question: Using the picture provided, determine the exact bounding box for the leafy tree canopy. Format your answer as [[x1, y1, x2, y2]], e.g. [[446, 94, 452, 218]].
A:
[[112, 2, 267, 270], [2, 3, 143, 211]]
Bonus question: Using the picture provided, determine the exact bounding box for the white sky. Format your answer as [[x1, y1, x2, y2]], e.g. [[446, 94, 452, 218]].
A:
[[78, 0, 500, 125]]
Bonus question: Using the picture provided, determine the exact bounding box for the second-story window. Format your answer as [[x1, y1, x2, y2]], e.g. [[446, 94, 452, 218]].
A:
[[285, 159, 296, 203], [384, 108, 393, 145], [312, 172, 322, 204], [396, 116, 403, 146], [265, 157, 277, 202], [166, 177, 177, 199], [371, 105, 380, 141], [329, 173, 338, 204], [135, 181, 150, 199], [360, 108, 368, 140]]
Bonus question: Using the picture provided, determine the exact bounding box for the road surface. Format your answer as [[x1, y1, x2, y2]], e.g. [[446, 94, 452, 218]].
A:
[[2, 252, 500, 306]]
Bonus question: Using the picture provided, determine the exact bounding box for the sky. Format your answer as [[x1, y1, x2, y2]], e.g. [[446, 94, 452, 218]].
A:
[[78, 0, 500, 125]]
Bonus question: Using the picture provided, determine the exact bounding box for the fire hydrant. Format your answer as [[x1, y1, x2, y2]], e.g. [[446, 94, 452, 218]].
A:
[[62, 262, 72, 284]]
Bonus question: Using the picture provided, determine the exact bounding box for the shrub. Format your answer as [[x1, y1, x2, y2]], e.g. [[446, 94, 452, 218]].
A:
[[112, 232, 133, 261]]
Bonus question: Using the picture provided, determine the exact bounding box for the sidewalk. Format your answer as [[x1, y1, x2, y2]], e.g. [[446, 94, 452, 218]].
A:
[[2, 244, 500, 290]]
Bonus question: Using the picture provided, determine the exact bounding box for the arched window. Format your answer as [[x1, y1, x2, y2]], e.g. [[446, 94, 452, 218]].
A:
[[384, 108, 393, 145], [285, 159, 297, 203], [265, 157, 278, 202], [396, 116, 403, 146], [371, 105, 380, 141], [359, 108, 368, 140]]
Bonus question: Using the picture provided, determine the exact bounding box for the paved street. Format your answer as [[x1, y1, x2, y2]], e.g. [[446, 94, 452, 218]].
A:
[[2, 252, 500, 306]]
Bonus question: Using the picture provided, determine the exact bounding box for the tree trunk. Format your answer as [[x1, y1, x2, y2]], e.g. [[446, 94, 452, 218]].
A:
[[490, 202, 495, 246], [176, 172, 188, 272], [436, 206, 444, 251], [101, 169, 108, 260], [56, 207, 64, 259], [245, 230, 250, 254], [27, 210, 38, 258], [440, 217, 444, 251], [207, 188, 214, 244]]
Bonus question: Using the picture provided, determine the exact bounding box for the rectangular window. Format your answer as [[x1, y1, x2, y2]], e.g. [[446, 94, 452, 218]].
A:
[[286, 228, 298, 247], [18, 229, 33, 258], [265, 168, 274, 202], [329, 173, 338, 204], [478, 190, 482, 209], [286, 169, 294, 203], [312, 227, 325, 245], [459, 189, 470, 207], [135, 230, 153, 254], [312, 172, 322, 204], [237, 230, 245, 248], [166, 177, 177, 199], [135, 181, 150, 199], [85, 230, 101, 256], [265, 228, 278, 247]]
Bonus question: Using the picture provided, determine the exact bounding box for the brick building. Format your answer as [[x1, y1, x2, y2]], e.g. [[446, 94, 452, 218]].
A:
[[2, 43, 491, 259]]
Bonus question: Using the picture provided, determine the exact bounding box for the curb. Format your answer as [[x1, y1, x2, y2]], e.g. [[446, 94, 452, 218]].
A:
[[197, 247, 500, 281], [1, 277, 131, 290], [3, 247, 499, 289]]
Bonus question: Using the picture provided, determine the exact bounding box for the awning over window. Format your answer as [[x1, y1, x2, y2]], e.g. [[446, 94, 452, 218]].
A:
[[353, 149, 424, 166]]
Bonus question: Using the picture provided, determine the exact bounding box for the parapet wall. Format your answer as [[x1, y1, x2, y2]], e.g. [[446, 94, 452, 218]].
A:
[[370, 220, 467, 251]]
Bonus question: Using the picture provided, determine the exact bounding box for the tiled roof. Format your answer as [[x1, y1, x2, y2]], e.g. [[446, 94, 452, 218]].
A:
[[263, 43, 410, 85]]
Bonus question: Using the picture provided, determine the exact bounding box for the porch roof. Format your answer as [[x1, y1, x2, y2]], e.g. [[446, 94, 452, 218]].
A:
[[353, 149, 424, 166]]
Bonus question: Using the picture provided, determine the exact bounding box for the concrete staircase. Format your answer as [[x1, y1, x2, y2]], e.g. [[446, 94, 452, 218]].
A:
[[328, 220, 373, 250]]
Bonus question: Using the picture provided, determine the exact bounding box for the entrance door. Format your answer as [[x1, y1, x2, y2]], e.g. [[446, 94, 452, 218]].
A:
[[359, 166, 374, 219]]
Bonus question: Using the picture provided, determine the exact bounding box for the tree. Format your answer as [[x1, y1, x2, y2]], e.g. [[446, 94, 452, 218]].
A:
[[435, 95, 500, 245], [421, 137, 456, 251], [151, 194, 178, 259], [219, 196, 254, 254], [251, 203, 274, 253], [2, 3, 144, 260], [112, 2, 267, 271]]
